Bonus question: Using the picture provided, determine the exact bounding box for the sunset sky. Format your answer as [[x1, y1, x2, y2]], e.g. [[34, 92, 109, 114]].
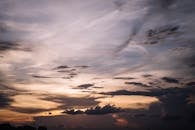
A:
[[0, 0, 195, 130]]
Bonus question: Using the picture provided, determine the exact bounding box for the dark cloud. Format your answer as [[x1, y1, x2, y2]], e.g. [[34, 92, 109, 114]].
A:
[[0, 41, 31, 52], [9, 107, 50, 114], [0, 20, 32, 47], [186, 82, 195, 86], [62, 77, 72, 79], [133, 113, 146, 118], [0, 93, 13, 108], [161, 114, 182, 121], [114, 0, 126, 10], [92, 86, 103, 89], [77, 84, 94, 89], [57, 70, 72, 73], [0, 41, 18, 51], [142, 74, 153, 78], [114, 0, 187, 54], [84, 105, 121, 115], [101, 87, 192, 97], [69, 73, 77, 76], [54, 65, 70, 70], [113, 77, 135, 80], [161, 77, 179, 83], [8, 96, 99, 114], [0, 22, 7, 33], [125, 82, 151, 88], [160, 0, 176, 9], [114, 0, 174, 53], [43, 96, 98, 109], [32, 75, 52, 79], [63, 105, 122, 115], [62, 109, 84, 115], [180, 53, 195, 75], [102, 86, 195, 122], [145, 25, 180, 45], [75, 65, 90, 68], [0, 73, 17, 108]]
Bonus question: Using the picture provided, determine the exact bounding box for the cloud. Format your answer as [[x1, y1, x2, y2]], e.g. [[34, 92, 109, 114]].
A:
[[142, 74, 153, 78], [43, 96, 98, 109], [0, 93, 13, 108], [114, 0, 179, 53], [54, 65, 70, 70], [125, 82, 151, 88], [8, 107, 50, 114], [32, 75, 52, 79], [161, 77, 179, 83], [113, 77, 135, 80], [75, 65, 90, 68], [102, 86, 195, 120], [144, 25, 180, 45], [101, 87, 192, 97], [186, 82, 195, 86], [63, 104, 122, 115], [77, 84, 94, 89], [0, 41, 31, 52]]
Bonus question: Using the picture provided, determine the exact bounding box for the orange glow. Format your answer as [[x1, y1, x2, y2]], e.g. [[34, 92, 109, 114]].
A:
[[96, 95, 159, 109], [0, 109, 33, 124], [11, 95, 61, 110]]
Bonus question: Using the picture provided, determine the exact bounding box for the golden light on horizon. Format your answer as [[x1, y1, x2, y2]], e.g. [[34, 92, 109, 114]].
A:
[[96, 95, 159, 109]]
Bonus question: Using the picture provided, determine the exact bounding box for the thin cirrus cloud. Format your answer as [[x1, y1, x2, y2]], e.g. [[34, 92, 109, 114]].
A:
[[0, 0, 194, 80]]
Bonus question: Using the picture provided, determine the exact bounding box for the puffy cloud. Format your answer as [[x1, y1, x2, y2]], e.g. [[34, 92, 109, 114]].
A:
[[63, 104, 122, 115]]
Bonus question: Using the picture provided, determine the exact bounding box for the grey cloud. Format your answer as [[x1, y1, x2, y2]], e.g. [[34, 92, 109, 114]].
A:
[[161, 77, 179, 83], [43, 96, 98, 109], [0, 93, 13, 108], [9, 107, 50, 114], [101, 86, 195, 120], [63, 104, 122, 115], [125, 82, 151, 88], [145, 25, 180, 45], [92, 86, 103, 89], [75, 65, 90, 68], [77, 84, 94, 89], [113, 0, 127, 10], [113, 0, 195, 77], [142, 74, 153, 78], [114, 0, 178, 53], [113, 77, 135, 80], [54, 65, 70, 70], [0, 41, 31, 52], [32, 75, 53, 79], [186, 82, 195, 86], [161, 114, 182, 121], [100, 87, 192, 97], [0, 22, 7, 32]]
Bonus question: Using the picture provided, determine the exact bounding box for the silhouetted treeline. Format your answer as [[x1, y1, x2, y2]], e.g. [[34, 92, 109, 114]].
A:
[[0, 123, 47, 130]]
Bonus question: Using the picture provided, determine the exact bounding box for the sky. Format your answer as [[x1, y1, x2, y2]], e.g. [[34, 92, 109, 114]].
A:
[[0, 0, 195, 130]]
